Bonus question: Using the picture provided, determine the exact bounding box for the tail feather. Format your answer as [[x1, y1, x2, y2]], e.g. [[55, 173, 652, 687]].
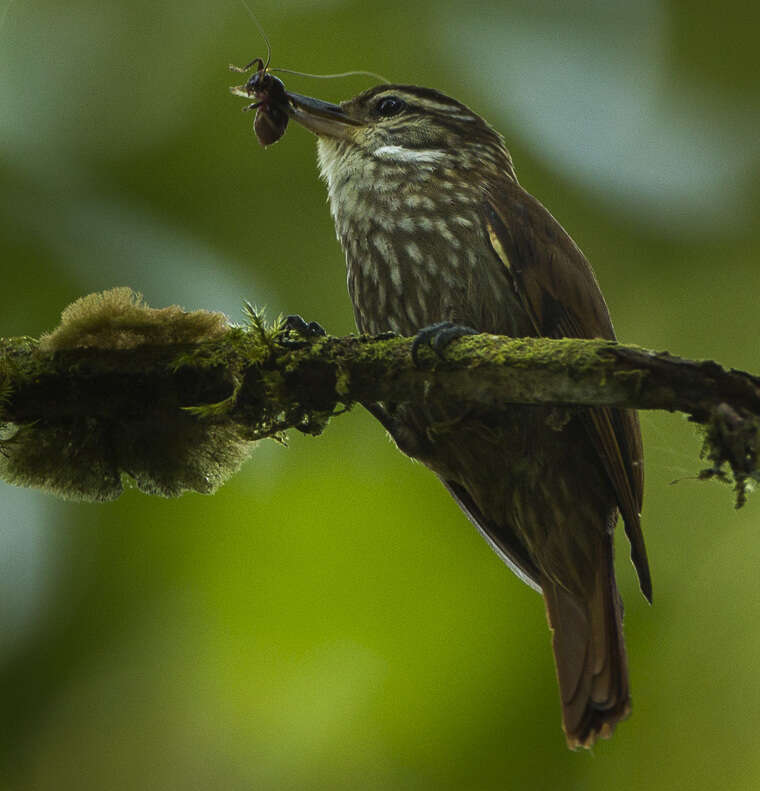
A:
[[542, 540, 630, 749]]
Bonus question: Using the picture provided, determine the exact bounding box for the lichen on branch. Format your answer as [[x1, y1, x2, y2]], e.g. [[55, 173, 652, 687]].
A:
[[1, 288, 759, 504]]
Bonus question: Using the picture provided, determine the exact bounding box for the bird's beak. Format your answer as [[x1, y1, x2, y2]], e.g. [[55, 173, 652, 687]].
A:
[[285, 92, 362, 140]]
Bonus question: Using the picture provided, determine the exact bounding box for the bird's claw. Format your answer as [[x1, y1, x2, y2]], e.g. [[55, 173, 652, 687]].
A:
[[411, 321, 478, 367], [276, 314, 327, 348]]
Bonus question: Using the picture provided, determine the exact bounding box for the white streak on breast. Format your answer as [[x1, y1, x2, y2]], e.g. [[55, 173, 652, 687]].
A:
[[406, 241, 423, 263], [372, 145, 446, 164], [372, 233, 397, 266]]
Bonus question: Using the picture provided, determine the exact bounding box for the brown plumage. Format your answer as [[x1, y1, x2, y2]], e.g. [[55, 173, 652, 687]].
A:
[[278, 83, 650, 748]]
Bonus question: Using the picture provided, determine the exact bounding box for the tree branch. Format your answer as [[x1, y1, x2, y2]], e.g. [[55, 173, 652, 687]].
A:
[[1, 288, 758, 503]]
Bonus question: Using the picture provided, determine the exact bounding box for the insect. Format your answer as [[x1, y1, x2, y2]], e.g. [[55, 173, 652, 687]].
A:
[[230, 56, 290, 146], [230, 1, 389, 145]]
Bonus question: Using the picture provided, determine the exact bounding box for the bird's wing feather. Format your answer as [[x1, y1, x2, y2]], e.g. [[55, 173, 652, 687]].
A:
[[442, 478, 542, 592], [484, 182, 651, 601]]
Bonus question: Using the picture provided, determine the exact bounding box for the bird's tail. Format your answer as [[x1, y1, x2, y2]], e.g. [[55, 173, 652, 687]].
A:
[[542, 538, 630, 749]]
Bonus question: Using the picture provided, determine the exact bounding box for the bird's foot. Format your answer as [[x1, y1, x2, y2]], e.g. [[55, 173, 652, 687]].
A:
[[276, 314, 327, 348], [411, 322, 478, 366]]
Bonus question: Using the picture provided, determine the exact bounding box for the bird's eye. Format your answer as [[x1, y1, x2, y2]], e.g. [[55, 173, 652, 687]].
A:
[[375, 96, 405, 117]]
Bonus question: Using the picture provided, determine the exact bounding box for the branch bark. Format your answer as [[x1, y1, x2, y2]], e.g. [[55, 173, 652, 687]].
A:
[[1, 288, 758, 503]]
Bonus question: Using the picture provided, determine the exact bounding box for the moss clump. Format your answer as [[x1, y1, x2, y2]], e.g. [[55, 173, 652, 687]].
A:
[[0, 289, 255, 501], [39, 287, 230, 351], [698, 403, 760, 508], [0, 412, 254, 501]]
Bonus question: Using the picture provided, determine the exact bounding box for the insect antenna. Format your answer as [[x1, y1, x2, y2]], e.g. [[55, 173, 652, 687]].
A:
[[232, 1, 388, 85], [271, 67, 390, 84], [239, 0, 271, 72]]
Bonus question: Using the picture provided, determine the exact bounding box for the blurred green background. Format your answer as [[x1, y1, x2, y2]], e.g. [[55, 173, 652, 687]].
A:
[[1, 0, 759, 788]]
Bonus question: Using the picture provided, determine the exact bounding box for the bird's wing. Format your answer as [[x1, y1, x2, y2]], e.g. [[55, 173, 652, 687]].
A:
[[442, 478, 543, 592], [484, 182, 651, 601]]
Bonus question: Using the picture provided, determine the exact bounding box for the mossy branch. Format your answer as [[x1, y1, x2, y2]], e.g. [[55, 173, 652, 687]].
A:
[[1, 288, 759, 503]]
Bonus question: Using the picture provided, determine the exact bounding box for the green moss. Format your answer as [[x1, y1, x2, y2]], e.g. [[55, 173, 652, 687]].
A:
[[0, 406, 258, 502], [444, 335, 612, 375], [40, 287, 230, 352], [182, 375, 243, 419], [0, 290, 265, 501], [698, 404, 760, 508], [335, 367, 351, 397], [242, 302, 285, 350]]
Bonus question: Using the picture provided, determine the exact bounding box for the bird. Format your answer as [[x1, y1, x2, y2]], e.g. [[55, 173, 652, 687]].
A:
[[276, 82, 651, 749]]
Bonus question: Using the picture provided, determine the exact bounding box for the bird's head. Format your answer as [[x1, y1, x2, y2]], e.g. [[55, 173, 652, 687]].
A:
[[285, 84, 516, 188]]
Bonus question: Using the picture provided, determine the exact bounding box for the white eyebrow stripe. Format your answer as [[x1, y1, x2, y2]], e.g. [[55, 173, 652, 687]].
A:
[[445, 113, 478, 122], [372, 145, 446, 164]]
